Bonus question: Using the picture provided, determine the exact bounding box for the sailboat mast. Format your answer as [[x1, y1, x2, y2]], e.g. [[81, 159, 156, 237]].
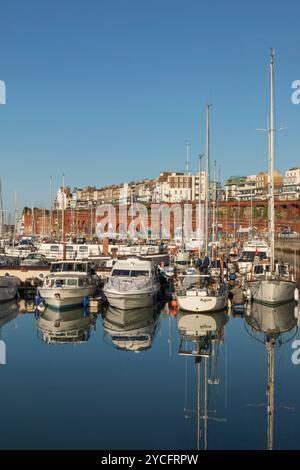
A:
[[205, 105, 210, 256], [62, 173, 66, 260], [0, 178, 3, 238], [198, 154, 203, 258], [269, 49, 275, 272], [49, 176, 53, 239]]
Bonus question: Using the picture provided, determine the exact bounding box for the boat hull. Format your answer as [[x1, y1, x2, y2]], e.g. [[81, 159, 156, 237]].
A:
[[104, 289, 157, 310], [177, 292, 228, 313], [38, 286, 96, 310], [247, 279, 296, 306]]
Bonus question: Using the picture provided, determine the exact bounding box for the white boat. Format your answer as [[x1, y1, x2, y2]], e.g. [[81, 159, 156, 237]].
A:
[[0, 275, 21, 302], [103, 257, 160, 310], [246, 261, 296, 306], [237, 239, 269, 275], [37, 307, 95, 344], [38, 261, 99, 310], [177, 274, 228, 312]]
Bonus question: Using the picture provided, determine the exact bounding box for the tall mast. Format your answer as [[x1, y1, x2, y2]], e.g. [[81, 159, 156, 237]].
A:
[[269, 49, 275, 272], [0, 178, 3, 238], [49, 176, 53, 239], [205, 105, 210, 256], [198, 154, 203, 258], [62, 174, 66, 259]]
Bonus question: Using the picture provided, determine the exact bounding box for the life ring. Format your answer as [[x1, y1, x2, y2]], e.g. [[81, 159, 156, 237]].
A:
[[45, 278, 50, 287]]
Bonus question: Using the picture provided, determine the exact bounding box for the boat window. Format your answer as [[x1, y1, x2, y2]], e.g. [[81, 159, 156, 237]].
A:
[[112, 269, 130, 276], [66, 246, 73, 252], [50, 245, 59, 252], [62, 263, 75, 272], [52, 278, 65, 287], [130, 270, 150, 277], [67, 278, 78, 286], [254, 265, 264, 274], [277, 264, 288, 276], [79, 246, 88, 252], [50, 263, 62, 272], [176, 261, 189, 265], [259, 252, 267, 260]]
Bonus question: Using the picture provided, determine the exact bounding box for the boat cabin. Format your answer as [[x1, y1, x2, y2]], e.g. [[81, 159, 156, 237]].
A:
[[50, 261, 95, 275]]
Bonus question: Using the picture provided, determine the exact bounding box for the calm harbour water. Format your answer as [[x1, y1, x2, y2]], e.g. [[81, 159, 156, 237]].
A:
[[0, 294, 299, 450]]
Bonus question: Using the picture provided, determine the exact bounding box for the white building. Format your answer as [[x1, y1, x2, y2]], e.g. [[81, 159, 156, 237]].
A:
[[281, 167, 300, 200]]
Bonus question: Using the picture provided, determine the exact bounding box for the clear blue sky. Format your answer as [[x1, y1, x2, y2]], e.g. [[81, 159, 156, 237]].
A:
[[0, 0, 299, 214]]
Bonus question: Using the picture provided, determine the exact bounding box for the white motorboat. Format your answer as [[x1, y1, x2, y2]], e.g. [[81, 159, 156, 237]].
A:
[[0, 275, 21, 302], [237, 239, 269, 275], [38, 261, 99, 310], [103, 257, 160, 310], [177, 274, 228, 313]]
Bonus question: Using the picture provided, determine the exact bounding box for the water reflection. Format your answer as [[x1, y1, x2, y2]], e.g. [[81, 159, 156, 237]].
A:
[[103, 306, 160, 352], [177, 310, 229, 450], [0, 300, 18, 330], [245, 301, 298, 450], [37, 308, 96, 344]]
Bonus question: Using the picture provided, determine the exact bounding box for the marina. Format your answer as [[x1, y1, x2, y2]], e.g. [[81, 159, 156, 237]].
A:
[[0, 270, 299, 450], [1, 0, 300, 458]]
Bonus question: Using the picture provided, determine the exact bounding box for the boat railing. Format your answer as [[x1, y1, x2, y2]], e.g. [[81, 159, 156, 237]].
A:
[[106, 276, 154, 292]]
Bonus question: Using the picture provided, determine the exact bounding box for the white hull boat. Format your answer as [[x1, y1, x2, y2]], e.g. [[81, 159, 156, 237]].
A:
[[177, 289, 228, 313], [247, 278, 296, 306], [38, 261, 99, 310], [104, 287, 158, 310], [38, 285, 96, 309], [103, 257, 160, 310]]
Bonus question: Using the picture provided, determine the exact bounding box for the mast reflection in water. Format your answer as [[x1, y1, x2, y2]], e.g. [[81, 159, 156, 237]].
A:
[[177, 309, 228, 450], [245, 301, 298, 450]]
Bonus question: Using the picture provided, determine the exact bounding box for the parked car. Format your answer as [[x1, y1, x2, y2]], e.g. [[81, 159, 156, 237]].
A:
[[20, 253, 49, 267], [279, 229, 298, 238]]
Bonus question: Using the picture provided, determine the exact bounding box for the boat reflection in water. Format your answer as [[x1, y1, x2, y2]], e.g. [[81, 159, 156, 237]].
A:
[[245, 301, 297, 450], [0, 300, 18, 330], [177, 310, 229, 450], [103, 306, 160, 352], [37, 307, 96, 344]]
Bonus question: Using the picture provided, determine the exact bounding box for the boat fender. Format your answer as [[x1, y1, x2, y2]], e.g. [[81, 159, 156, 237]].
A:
[[294, 288, 299, 304], [246, 288, 252, 301], [294, 306, 299, 319]]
